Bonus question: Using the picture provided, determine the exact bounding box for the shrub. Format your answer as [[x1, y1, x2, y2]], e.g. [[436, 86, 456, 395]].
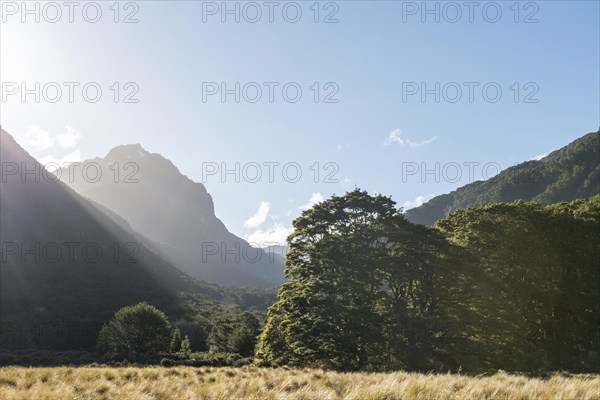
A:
[[160, 358, 176, 367]]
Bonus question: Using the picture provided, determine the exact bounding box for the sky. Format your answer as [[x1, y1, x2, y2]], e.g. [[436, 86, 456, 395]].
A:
[[1, 0, 599, 245]]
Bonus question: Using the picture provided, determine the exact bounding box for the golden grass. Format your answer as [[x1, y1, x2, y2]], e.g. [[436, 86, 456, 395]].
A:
[[0, 366, 598, 400]]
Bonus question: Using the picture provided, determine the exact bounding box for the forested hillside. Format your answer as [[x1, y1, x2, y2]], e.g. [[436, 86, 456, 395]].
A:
[[405, 130, 600, 225]]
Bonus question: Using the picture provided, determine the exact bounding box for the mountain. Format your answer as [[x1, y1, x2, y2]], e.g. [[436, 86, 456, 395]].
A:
[[404, 130, 600, 225], [263, 245, 288, 266], [56, 145, 285, 288], [0, 129, 193, 350], [0, 129, 277, 351]]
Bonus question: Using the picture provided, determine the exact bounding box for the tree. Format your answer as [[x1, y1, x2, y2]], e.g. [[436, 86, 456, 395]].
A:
[[259, 190, 399, 369], [208, 311, 260, 357], [180, 336, 192, 356], [170, 327, 182, 353], [97, 302, 172, 356], [257, 189, 466, 370], [228, 312, 260, 357]]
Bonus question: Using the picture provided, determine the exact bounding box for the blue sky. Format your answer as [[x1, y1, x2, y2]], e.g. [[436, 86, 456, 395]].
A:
[[1, 1, 599, 244]]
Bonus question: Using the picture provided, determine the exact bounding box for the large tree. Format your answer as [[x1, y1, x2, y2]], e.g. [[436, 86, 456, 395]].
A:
[[257, 189, 471, 370], [97, 302, 172, 357]]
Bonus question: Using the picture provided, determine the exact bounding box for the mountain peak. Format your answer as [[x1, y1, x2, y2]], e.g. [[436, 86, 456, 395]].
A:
[[105, 143, 150, 161]]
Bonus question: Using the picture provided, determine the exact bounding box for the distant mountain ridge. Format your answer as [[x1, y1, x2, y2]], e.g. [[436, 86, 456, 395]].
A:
[[57, 144, 285, 288], [404, 130, 600, 225]]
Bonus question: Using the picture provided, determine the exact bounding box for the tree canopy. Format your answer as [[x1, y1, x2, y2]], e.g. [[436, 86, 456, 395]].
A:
[[97, 302, 172, 357], [258, 190, 474, 370], [258, 190, 600, 373]]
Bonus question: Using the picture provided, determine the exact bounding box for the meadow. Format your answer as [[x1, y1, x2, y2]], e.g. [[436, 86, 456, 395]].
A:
[[0, 366, 598, 400]]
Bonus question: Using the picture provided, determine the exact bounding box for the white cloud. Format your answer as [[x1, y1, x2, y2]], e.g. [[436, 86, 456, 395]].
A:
[[299, 192, 324, 210], [384, 128, 436, 148], [38, 149, 83, 170], [530, 153, 548, 161], [22, 126, 55, 152], [18, 126, 83, 167], [384, 129, 403, 146], [402, 194, 434, 210], [244, 223, 293, 247], [243, 201, 270, 228], [408, 136, 437, 148], [56, 126, 81, 148]]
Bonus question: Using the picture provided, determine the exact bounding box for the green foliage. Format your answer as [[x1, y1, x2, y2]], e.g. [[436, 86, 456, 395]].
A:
[[436, 195, 600, 372], [170, 328, 182, 353], [258, 189, 474, 371], [258, 190, 600, 373], [208, 311, 261, 357], [180, 336, 192, 357], [97, 302, 172, 357], [0, 351, 98, 367]]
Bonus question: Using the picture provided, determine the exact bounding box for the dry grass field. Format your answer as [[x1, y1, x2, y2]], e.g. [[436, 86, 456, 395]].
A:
[[0, 366, 598, 400]]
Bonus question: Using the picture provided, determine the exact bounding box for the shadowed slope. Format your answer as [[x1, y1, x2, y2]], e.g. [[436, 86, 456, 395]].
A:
[[0, 129, 219, 350]]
